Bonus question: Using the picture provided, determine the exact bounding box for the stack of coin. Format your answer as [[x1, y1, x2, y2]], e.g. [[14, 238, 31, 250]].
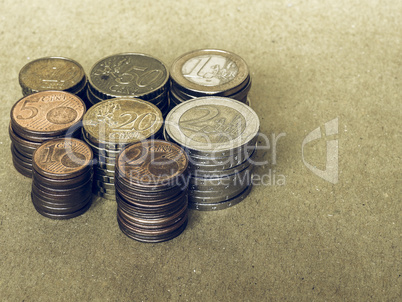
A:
[[31, 138, 93, 219], [115, 140, 189, 242], [164, 97, 260, 210], [18, 56, 89, 108], [9, 91, 86, 178], [82, 98, 164, 199], [87, 53, 170, 116], [169, 49, 251, 107]]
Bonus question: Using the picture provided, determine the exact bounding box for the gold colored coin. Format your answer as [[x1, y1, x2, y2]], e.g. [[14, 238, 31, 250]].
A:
[[83, 97, 163, 147], [19, 57, 85, 93]]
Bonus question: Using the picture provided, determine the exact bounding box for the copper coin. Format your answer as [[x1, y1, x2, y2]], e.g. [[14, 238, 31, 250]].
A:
[[31, 182, 92, 203], [32, 168, 93, 190], [31, 192, 92, 212], [32, 194, 92, 220], [32, 176, 92, 196], [11, 143, 32, 166], [9, 122, 42, 154], [33, 138, 93, 180], [12, 154, 32, 178], [116, 139, 188, 188], [10, 91, 86, 139]]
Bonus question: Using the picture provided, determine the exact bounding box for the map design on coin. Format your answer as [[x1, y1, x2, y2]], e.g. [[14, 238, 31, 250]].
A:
[[90, 54, 168, 97], [178, 105, 246, 144], [182, 55, 238, 86]]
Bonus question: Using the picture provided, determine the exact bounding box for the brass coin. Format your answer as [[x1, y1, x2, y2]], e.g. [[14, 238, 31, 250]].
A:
[[89, 53, 169, 100], [116, 139, 188, 188], [19, 57, 86, 94], [10, 91, 86, 138], [170, 49, 249, 97], [33, 138, 93, 180], [83, 97, 163, 147]]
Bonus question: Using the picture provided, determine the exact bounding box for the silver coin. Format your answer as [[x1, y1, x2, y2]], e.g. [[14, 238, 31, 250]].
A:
[[188, 184, 252, 211], [170, 49, 249, 97], [165, 97, 259, 156], [189, 156, 254, 179], [189, 188, 245, 203], [188, 181, 248, 199], [171, 75, 251, 104], [189, 164, 253, 186], [187, 144, 256, 171]]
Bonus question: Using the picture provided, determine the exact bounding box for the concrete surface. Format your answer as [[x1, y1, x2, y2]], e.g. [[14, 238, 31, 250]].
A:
[[0, 0, 400, 301]]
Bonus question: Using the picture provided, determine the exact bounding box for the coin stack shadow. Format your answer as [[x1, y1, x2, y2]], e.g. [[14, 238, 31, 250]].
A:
[[87, 53, 170, 115], [164, 97, 260, 210], [9, 91, 86, 178], [82, 98, 164, 200], [115, 140, 189, 243], [18, 56, 90, 109], [31, 138, 94, 219], [169, 49, 251, 108]]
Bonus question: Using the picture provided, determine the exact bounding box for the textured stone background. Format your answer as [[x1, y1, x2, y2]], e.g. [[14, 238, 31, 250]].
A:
[[0, 0, 400, 301]]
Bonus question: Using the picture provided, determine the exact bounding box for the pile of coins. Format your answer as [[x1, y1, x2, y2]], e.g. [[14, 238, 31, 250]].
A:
[[164, 97, 260, 210], [115, 140, 189, 242], [31, 138, 93, 219], [169, 49, 251, 107], [9, 91, 86, 177], [87, 53, 170, 116], [18, 56, 89, 108], [82, 98, 164, 199]]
